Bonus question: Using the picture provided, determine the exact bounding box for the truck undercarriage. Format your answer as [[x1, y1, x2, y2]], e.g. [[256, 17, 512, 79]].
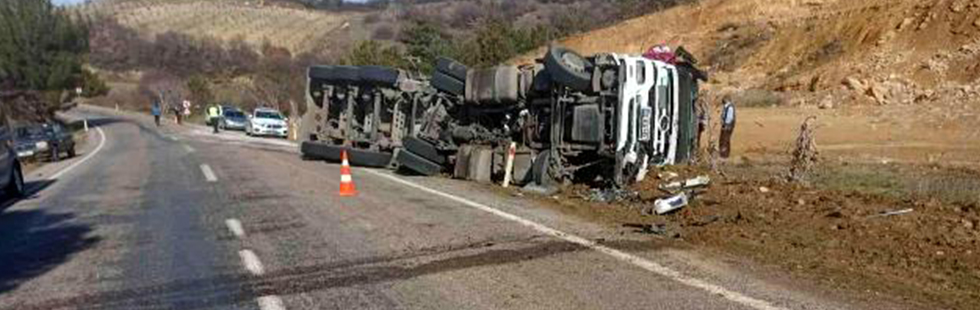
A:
[[299, 46, 707, 188]]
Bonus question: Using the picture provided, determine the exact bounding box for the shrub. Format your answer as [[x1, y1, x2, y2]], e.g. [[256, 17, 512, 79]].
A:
[[343, 41, 409, 69]]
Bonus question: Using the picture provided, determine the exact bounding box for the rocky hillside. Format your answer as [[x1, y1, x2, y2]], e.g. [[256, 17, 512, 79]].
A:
[[524, 0, 980, 111]]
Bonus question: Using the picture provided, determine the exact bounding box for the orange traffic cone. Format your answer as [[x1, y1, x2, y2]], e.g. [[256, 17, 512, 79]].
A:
[[339, 150, 357, 197]]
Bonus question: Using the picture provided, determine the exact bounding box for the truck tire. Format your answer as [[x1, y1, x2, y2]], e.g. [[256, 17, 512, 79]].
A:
[[394, 149, 443, 176], [544, 45, 593, 92], [531, 151, 558, 186], [403, 137, 447, 165], [358, 66, 401, 87], [431, 71, 465, 96], [300, 142, 392, 167], [309, 65, 400, 87], [436, 57, 468, 81], [309, 65, 360, 84]]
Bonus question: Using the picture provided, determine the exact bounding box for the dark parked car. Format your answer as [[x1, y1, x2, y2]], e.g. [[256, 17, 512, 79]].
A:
[[14, 123, 76, 162], [0, 105, 24, 197]]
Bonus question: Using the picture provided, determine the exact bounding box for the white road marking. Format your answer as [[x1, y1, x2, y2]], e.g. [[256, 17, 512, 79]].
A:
[[200, 164, 218, 182], [363, 169, 785, 310], [225, 219, 245, 238], [166, 135, 179, 141], [257, 295, 285, 310], [183, 144, 195, 153], [238, 249, 265, 275], [47, 128, 107, 181]]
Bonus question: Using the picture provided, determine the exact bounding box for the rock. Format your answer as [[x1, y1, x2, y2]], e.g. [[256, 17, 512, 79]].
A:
[[759, 186, 771, 193], [818, 97, 835, 109], [898, 18, 915, 30], [975, 17, 980, 28], [843, 76, 865, 91], [964, 219, 975, 230]]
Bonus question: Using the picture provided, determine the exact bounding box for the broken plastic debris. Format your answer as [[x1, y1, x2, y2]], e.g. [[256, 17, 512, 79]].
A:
[[654, 192, 689, 215], [659, 175, 710, 191], [867, 208, 914, 218]]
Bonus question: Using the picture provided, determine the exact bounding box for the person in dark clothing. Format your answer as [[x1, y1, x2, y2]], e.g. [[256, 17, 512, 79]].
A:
[[151, 101, 162, 126], [719, 96, 736, 158]]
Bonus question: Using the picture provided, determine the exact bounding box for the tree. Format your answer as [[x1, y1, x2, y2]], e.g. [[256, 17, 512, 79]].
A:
[[400, 22, 456, 73], [343, 41, 409, 69], [186, 75, 213, 107], [0, 0, 89, 93]]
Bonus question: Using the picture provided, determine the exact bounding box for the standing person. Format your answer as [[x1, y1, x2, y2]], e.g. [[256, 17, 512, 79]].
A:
[[151, 101, 162, 126], [208, 105, 221, 133], [719, 95, 736, 158]]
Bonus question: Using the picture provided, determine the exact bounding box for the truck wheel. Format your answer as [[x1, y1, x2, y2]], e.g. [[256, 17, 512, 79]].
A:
[[403, 137, 446, 165], [300, 142, 392, 167], [544, 45, 593, 92], [431, 71, 465, 96], [394, 149, 443, 176], [68, 146, 76, 158], [531, 151, 558, 186], [436, 57, 468, 81]]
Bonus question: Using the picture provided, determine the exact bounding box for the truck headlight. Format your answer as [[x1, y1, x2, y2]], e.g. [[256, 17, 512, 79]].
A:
[[35, 141, 48, 150]]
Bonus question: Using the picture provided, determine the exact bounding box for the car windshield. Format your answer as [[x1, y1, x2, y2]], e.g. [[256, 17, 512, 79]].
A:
[[16, 126, 50, 139], [225, 111, 246, 118], [255, 111, 283, 120]]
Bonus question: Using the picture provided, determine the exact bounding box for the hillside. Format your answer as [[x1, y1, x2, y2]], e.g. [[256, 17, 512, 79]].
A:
[[81, 0, 362, 55]]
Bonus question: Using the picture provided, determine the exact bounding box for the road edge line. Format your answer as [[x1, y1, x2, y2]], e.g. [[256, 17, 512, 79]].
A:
[[362, 168, 785, 310]]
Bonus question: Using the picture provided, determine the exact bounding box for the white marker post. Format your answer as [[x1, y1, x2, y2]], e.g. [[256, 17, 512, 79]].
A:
[[502, 142, 517, 188], [83, 119, 89, 132]]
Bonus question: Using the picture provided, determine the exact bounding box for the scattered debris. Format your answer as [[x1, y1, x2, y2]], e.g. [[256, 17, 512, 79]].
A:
[[759, 186, 771, 193], [690, 215, 720, 227], [659, 175, 711, 191], [654, 192, 690, 214], [622, 223, 681, 238], [582, 188, 639, 203], [658, 171, 680, 180], [867, 208, 914, 218]]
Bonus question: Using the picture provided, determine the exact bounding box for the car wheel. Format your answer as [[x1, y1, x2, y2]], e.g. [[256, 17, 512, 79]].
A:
[[5, 163, 25, 198], [544, 45, 593, 92], [67, 146, 76, 158]]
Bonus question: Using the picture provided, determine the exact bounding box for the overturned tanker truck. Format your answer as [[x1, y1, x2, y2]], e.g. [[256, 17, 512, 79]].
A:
[[298, 45, 707, 188]]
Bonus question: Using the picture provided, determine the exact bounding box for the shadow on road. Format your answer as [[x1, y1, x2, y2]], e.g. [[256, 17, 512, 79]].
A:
[[0, 186, 100, 293]]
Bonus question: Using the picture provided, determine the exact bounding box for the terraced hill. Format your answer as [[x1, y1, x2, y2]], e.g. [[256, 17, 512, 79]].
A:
[[81, 0, 361, 54]]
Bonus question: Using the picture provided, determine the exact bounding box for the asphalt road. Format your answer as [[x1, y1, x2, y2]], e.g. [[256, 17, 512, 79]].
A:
[[0, 106, 892, 310]]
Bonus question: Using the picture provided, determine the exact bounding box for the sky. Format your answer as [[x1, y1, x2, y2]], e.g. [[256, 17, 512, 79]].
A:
[[53, 0, 87, 6]]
